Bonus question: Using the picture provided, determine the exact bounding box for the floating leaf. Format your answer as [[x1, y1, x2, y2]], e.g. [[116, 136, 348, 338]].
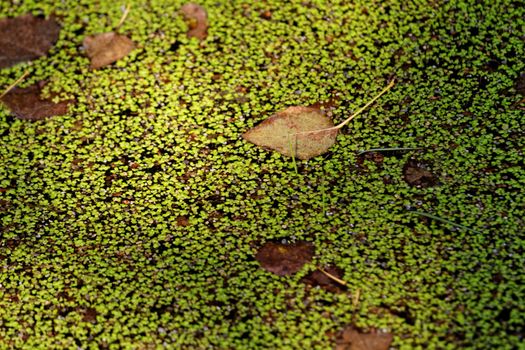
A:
[[0, 14, 60, 69], [180, 3, 208, 40], [81, 307, 98, 323], [244, 80, 395, 160], [83, 32, 135, 69], [335, 326, 393, 350], [403, 159, 437, 187], [243, 106, 338, 160], [0, 81, 72, 120], [255, 241, 314, 276]]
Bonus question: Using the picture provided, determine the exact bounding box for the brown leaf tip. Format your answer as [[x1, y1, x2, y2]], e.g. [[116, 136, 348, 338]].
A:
[[180, 3, 208, 40], [255, 240, 315, 276]]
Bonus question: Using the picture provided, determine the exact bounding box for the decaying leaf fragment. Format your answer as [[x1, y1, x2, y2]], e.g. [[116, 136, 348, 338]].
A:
[[0, 81, 72, 120], [255, 241, 314, 276], [243, 106, 338, 160], [403, 159, 437, 188], [180, 3, 208, 40], [83, 32, 135, 69], [335, 326, 393, 350], [0, 14, 60, 68]]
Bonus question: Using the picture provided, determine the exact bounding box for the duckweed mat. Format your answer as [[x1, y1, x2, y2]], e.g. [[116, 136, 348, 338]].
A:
[[1, 0, 524, 349]]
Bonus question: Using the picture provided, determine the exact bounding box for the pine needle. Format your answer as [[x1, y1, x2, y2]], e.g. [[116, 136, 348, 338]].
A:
[[409, 210, 482, 234], [357, 147, 421, 155]]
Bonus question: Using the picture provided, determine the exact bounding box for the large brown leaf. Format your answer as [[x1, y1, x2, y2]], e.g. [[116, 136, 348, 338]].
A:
[[0, 81, 72, 120], [83, 32, 135, 69], [335, 326, 393, 350], [0, 14, 60, 69], [243, 106, 338, 160], [180, 3, 208, 40]]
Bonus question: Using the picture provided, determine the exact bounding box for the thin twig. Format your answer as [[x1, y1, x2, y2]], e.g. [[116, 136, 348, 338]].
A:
[[318, 268, 347, 286], [115, 4, 131, 30], [0, 70, 30, 99], [294, 79, 395, 136]]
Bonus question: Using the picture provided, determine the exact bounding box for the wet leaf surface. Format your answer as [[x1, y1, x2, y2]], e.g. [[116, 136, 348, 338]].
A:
[[255, 241, 314, 276], [83, 32, 135, 69], [180, 3, 208, 40], [403, 159, 437, 188], [301, 265, 346, 293], [243, 106, 337, 160], [0, 14, 60, 68], [0, 82, 72, 120], [81, 307, 98, 323], [335, 326, 393, 350]]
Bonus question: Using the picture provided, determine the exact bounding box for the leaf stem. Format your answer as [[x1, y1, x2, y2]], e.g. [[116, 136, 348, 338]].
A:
[[115, 4, 131, 30], [288, 135, 298, 174], [318, 267, 347, 286], [294, 79, 395, 136]]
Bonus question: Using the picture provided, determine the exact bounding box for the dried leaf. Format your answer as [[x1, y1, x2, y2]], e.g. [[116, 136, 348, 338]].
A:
[[335, 326, 393, 350], [83, 32, 135, 69], [180, 3, 208, 40], [243, 106, 338, 160], [81, 307, 98, 323], [0, 82, 72, 120], [403, 160, 437, 187], [0, 14, 60, 68], [255, 241, 314, 276]]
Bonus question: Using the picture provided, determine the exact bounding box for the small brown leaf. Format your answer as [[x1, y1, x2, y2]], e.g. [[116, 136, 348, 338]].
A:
[[176, 216, 190, 227], [243, 106, 338, 160], [335, 326, 393, 350], [81, 307, 98, 323], [83, 32, 135, 69], [255, 241, 314, 276], [0, 14, 60, 69], [403, 160, 437, 188], [0, 82, 72, 120], [180, 3, 208, 40]]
